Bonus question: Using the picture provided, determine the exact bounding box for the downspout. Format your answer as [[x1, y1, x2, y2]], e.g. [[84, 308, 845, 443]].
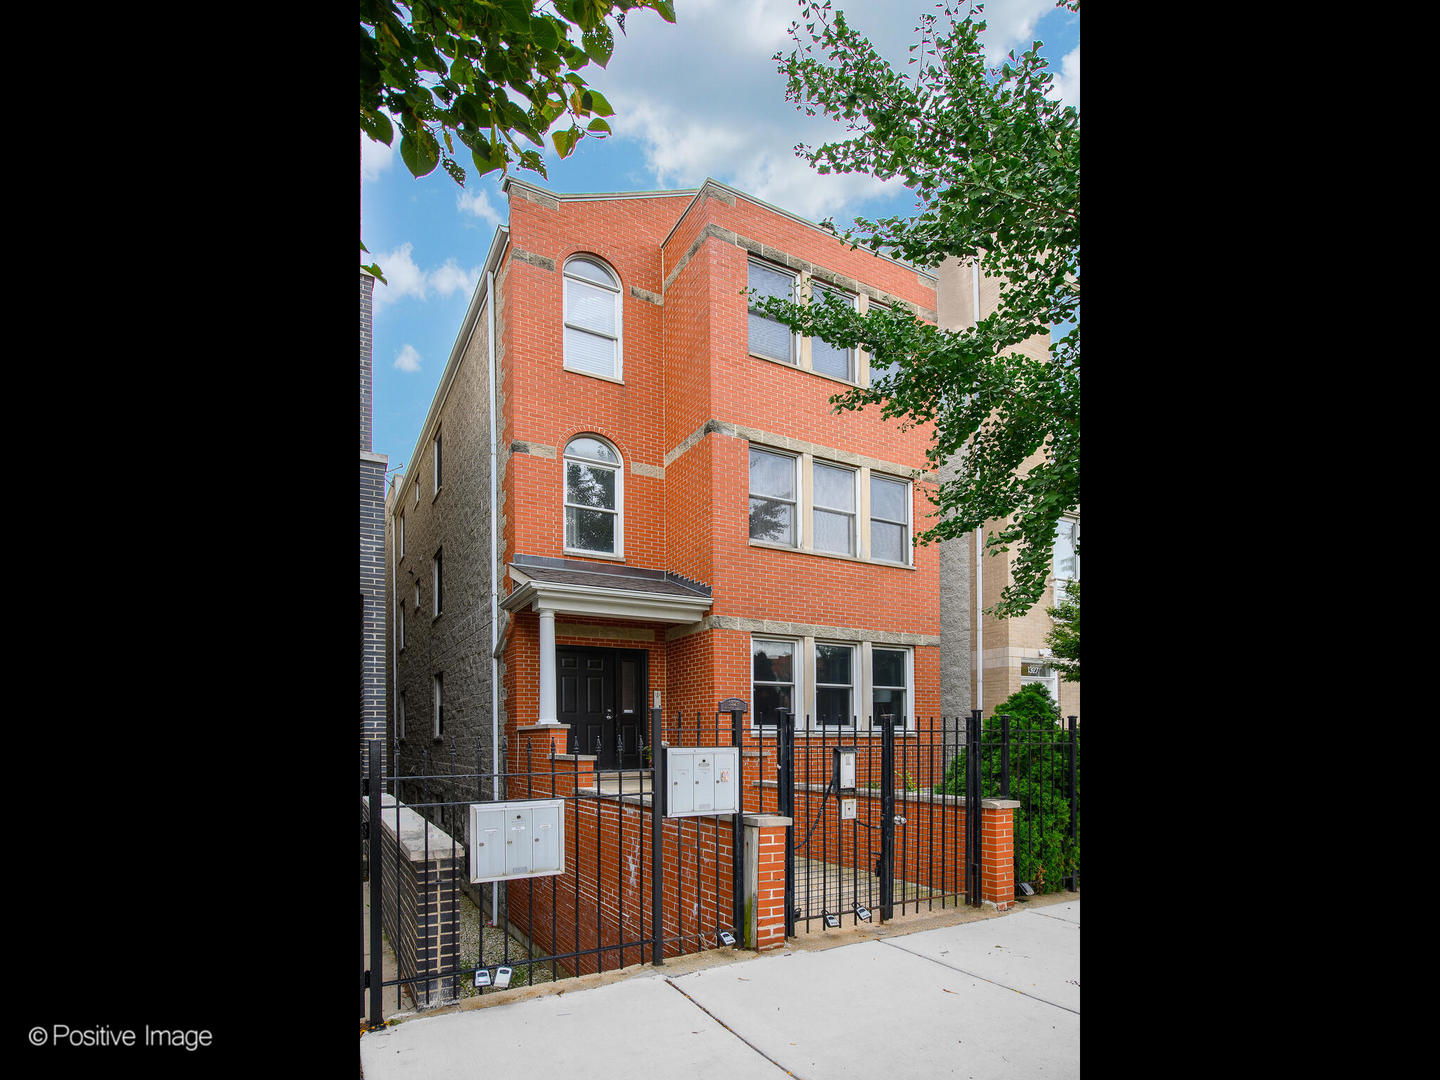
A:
[[973, 257, 983, 714], [487, 268, 500, 927]]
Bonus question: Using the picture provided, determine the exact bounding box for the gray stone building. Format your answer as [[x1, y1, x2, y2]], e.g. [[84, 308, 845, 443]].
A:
[[361, 269, 389, 776]]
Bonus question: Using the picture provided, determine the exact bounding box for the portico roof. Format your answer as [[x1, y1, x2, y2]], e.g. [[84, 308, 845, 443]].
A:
[[501, 555, 713, 624]]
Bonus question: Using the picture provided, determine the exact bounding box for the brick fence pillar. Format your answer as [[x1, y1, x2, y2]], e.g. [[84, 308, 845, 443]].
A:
[[979, 798, 1022, 911], [742, 814, 791, 951]]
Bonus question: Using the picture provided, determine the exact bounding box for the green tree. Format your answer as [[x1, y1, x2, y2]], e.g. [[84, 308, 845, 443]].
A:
[[936, 682, 1078, 894], [1044, 578, 1078, 681], [757, 0, 1079, 617], [360, 0, 677, 278]]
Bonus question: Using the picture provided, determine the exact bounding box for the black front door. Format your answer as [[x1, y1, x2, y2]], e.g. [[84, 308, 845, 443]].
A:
[[556, 646, 646, 769]]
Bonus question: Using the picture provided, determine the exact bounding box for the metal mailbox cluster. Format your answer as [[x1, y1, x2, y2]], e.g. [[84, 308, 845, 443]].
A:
[[665, 746, 740, 817], [468, 798, 565, 883]]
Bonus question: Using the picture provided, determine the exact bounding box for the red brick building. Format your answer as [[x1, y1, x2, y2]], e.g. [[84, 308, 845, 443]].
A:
[[387, 177, 943, 807]]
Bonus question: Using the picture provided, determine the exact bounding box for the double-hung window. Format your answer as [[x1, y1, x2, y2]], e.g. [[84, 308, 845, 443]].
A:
[[1053, 518, 1079, 603], [749, 448, 798, 546], [815, 643, 855, 727], [432, 673, 443, 740], [870, 474, 911, 564], [812, 462, 856, 556], [564, 257, 622, 379], [397, 601, 406, 651], [433, 428, 442, 490], [564, 436, 622, 555], [398, 691, 406, 740], [748, 261, 796, 363], [752, 638, 797, 726], [809, 282, 855, 381], [871, 647, 911, 728], [433, 549, 443, 616]]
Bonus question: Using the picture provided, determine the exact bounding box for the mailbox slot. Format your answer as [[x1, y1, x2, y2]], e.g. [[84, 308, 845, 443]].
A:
[[469, 798, 566, 883]]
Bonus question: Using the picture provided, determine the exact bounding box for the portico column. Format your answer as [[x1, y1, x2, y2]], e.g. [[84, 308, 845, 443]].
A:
[[537, 607, 557, 724]]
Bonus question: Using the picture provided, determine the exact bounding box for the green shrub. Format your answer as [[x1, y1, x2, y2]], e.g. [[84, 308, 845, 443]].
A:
[[935, 683, 1079, 894]]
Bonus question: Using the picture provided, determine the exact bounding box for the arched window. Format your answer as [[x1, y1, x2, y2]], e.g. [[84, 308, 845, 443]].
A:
[[564, 435, 622, 556], [563, 256, 622, 380]]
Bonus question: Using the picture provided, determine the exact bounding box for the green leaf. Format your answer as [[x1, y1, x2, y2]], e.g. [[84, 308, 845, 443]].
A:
[[552, 126, 578, 157], [399, 126, 440, 177], [586, 117, 611, 134], [581, 88, 613, 116]]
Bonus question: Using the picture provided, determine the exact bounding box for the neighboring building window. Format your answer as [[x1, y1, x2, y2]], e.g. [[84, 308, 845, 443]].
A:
[[397, 601, 406, 651], [432, 673, 443, 739], [812, 461, 856, 556], [398, 691, 406, 740], [809, 282, 855, 381], [815, 643, 855, 726], [433, 429, 443, 490], [433, 549, 443, 616], [870, 474, 911, 564], [866, 302, 898, 386], [752, 638, 797, 726], [564, 435, 622, 555], [397, 512, 405, 558], [415, 580, 421, 611], [563, 256, 622, 379], [748, 261, 796, 363], [872, 647, 911, 728], [749, 447, 798, 546], [414, 479, 420, 508], [1053, 518, 1079, 603]]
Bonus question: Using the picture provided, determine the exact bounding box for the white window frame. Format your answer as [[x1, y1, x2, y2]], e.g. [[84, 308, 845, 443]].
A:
[[814, 640, 857, 729], [415, 579, 421, 612], [433, 428, 442, 492], [1020, 658, 1060, 714], [563, 435, 624, 558], [397, 512, 405, 559], [432, 673, 443, 740], [751, 636, 802, 731], [1052, 517, 1079, 604], [748, 446, 800, 548], [811, 460, 857, 557], [397, 600, 406, 651], [433, 548, 443, 616], [563, 256, 623, 381], [869, 472, 912, 565], [808, 280, 857, 382], [869, 645, 913, 732], [398, 690, 406, 741], [747, 260, 799, 365]]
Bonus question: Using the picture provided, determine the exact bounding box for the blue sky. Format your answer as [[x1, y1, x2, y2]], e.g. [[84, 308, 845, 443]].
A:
[[361, 0, 1079, 481]]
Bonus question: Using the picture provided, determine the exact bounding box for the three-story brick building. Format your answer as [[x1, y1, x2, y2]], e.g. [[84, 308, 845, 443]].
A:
[[387, 178, 952, 810]]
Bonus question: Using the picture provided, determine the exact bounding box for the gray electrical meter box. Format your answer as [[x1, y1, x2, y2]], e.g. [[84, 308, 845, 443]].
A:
[[665, 746, 740, 817], [469, 799, 566, 883]]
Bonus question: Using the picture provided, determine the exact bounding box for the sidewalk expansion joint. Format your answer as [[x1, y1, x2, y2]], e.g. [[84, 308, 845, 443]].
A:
[[663, 976, 803, 1078], [876, 938, 1080, 1016]]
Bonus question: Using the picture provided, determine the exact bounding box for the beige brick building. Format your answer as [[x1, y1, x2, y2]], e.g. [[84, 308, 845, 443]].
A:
[[935, 257, 1079, 723]]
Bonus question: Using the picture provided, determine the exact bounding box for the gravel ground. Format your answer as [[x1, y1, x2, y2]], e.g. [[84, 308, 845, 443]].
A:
[[453, 891, 556, 1001]]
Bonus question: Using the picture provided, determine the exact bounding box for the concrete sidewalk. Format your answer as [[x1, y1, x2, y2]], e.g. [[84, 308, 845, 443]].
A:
[[359, 897, 1079, 1079]]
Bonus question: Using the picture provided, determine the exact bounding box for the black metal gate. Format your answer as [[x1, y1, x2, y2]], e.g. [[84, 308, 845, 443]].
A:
[[774, 710, 983, 936], [362, 706, 745, 1027]]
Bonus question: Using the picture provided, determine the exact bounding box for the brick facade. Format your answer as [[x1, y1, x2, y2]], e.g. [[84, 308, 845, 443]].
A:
[[361, 270, 388, 774]]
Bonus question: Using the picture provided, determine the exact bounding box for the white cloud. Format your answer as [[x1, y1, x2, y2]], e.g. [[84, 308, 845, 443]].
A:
[[394, 344, 422, 373], [1050, 46, 1079, 110], [457, 187, 502, 224], [361, 128, 397, 182], [370, 242, 480, 311]]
